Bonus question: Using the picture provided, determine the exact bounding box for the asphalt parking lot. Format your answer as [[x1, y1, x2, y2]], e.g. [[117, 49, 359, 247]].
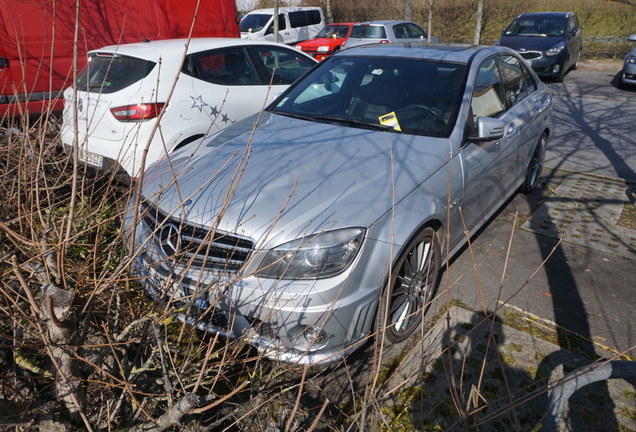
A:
[[375, 64, 636, 431]]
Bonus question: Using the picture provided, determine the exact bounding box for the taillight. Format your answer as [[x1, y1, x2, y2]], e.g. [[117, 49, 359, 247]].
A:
[[110, 103, 165, 121], [379, 40, 390, 44]]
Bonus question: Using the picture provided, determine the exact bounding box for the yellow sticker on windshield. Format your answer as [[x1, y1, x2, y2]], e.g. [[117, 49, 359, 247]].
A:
[[379, 112, 401, 131]]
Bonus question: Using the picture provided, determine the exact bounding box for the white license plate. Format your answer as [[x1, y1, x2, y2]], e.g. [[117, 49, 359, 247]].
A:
[[78, 150, 103, 169]]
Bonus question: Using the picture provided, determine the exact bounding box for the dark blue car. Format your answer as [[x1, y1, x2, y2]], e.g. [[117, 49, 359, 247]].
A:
[[496, 12, 582, 82]]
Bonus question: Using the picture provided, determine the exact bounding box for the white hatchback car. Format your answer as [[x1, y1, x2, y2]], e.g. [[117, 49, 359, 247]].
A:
[[61, 38, 317, 180]]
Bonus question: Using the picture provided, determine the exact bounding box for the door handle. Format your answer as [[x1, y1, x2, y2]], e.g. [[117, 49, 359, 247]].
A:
[[506, 122, 517, 136]]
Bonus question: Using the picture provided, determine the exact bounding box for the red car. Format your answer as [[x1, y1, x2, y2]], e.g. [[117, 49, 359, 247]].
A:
[[296, 23, 355, 61]]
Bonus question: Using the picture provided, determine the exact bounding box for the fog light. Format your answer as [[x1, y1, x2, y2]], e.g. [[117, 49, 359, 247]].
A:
[[303, 326, 327, 345], [553, 64, 561, 73]]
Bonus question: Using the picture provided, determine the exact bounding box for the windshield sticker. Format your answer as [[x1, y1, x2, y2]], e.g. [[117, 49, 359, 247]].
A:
[[379, 112, 401, 131]]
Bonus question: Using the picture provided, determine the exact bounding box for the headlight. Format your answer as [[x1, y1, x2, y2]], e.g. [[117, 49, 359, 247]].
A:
[[546, 42, 565, 56], [317, 46, 330, 52], [256, 228, 365, 280], [628, 56, 636, 64]]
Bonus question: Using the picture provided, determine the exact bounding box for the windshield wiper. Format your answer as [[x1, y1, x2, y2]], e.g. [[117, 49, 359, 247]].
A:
[[310, 114, 398, 132], [272, 111, 399, 132]]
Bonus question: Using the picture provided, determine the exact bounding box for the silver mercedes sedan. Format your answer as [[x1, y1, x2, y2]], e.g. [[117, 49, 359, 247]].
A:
[[125, 43, 552, 365]]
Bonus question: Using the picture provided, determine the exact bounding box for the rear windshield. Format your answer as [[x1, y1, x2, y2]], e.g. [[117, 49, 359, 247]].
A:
[[76, 54, 156, 94], [350, 25, 387, 39]]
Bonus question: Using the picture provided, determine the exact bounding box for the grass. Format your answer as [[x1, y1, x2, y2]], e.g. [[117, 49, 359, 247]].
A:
[[291, 0, 636, 57]]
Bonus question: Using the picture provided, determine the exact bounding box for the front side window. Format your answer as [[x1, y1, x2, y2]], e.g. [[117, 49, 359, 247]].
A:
[[500, 55, 530, 106], [406, 23, 427, 39], [189, 48, 259, 85], [471, 57, 506, 120], [264, 14, 287, 35], [77, 54, 156, 94]]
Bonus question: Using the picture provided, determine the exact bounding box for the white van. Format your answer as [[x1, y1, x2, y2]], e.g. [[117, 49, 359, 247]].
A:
[[240, 7, 325, 45]]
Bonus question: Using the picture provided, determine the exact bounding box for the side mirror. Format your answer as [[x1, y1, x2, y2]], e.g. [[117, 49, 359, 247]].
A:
[[474, 117, 504, 141], [628, 34, 636, 43], [501, 27, 507, 35]]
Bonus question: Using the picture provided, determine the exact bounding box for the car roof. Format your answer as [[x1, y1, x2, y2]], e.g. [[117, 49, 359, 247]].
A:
[[353, 20, 413, 26], [516, 12, 571, 20], [87, 38, 304, 62], [245, 7, 321, 14], [338, 42, 513, 64]]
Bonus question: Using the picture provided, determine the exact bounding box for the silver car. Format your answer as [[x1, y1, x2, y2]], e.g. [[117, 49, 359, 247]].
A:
[[342, 20, 438, 48], [621, 34, 636, 87], [125, 43, 552, 365]]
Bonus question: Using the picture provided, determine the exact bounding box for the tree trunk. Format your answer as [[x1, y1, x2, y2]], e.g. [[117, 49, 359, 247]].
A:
[[40, 284, 85, 422], [404, 0, 412, 22], [427, 0, 433, 42], [474, 0, 484, 45]]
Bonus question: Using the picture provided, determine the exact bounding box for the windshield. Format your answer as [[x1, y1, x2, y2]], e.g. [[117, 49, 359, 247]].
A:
[[505, 17, 567, 37], [349, 25, 387, 39], [76, 54, 156, 94], [270, 56, 466, 138], [240, 14, 272, 33], [316, 24, 351, 39]]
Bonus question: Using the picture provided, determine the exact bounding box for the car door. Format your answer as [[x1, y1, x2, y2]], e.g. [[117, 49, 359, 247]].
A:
[[567, 14, 583, 68], [459, 55, 520, 232], [498, 54, 548, 178], [185, 45, 315, 132]]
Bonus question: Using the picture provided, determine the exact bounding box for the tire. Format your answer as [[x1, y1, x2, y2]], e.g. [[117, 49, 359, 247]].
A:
[[554, 65, 566, 82], [520, 132, 547, 194], [572, 51, 581, 70], [378, 226, 441, 344]]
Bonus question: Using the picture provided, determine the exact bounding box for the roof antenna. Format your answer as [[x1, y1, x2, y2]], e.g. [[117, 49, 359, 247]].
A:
[[127, 7, 151, 43]]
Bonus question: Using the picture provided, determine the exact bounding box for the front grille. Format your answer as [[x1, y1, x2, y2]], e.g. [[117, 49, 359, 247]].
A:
[[518, 51, 542, 60], [171, 297, 229, 329], [139, 200, 254, 272]]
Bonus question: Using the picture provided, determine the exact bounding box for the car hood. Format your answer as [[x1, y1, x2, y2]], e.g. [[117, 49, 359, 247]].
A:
[[298, 37, 342, 47], [498, 35, 564, 52], [140, 112, 451, 248]]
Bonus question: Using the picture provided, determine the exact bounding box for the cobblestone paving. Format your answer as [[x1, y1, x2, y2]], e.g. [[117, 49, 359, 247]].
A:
[[521, 174, 636, 260], [385, 306, 636, 431]]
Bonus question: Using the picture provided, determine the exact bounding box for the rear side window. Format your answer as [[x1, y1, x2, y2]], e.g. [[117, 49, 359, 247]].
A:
[[76, 54, 155, 94], [289, 10, 321, 28], [188, 48, 259, 85], [350, 25, 387, 39]]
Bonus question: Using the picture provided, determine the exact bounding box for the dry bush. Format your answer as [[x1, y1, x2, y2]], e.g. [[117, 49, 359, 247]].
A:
[[0, 103, 569, 432], [2, 2, 632, 430]]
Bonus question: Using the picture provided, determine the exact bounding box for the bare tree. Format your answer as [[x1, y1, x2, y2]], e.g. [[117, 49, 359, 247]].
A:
[[474, 0, 485, 44], [405, 0, 412, 21]]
